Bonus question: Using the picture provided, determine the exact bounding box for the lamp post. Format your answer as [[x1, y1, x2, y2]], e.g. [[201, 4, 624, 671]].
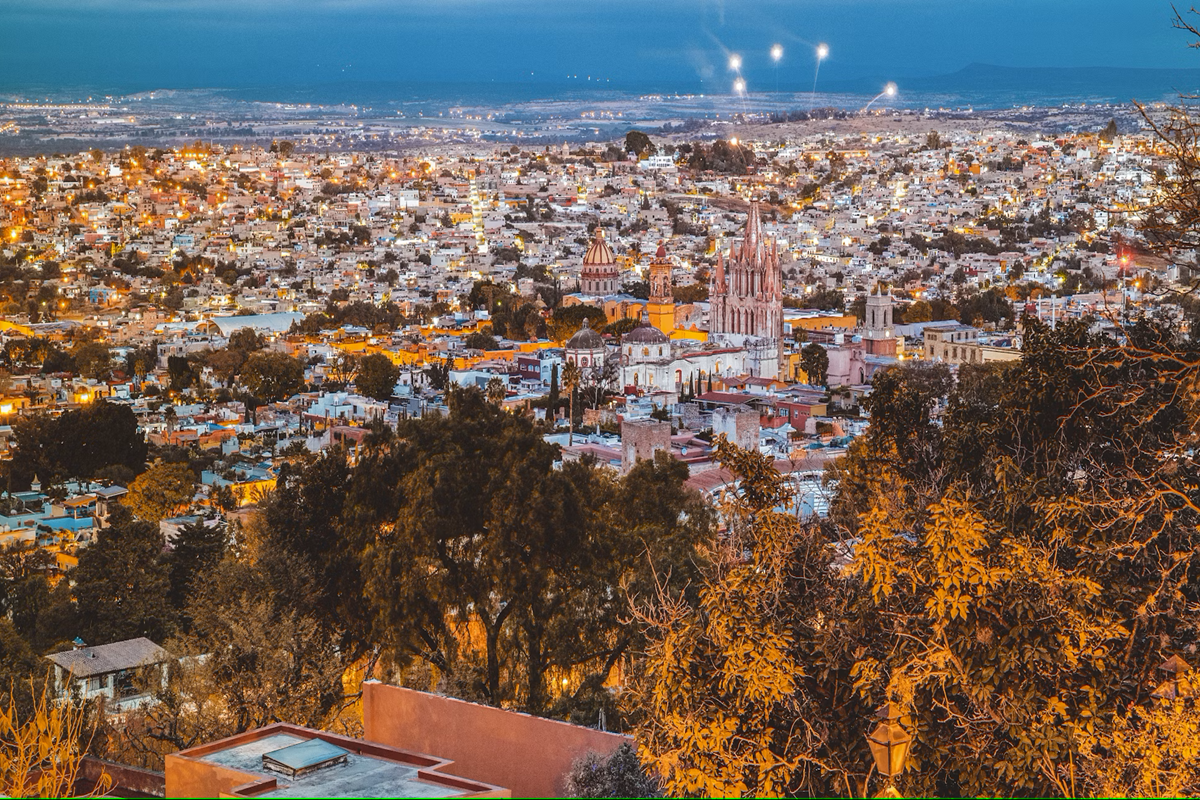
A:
[[866, 702, 912, 797], [1151, 654, 1194, 702]]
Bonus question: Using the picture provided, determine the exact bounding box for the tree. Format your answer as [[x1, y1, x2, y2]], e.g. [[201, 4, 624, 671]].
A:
[[624, 130, 655, 158], [564, 743, 661, 798], [548, 362, 560, 409], [7, 400, 146, 490], [226, 327, 264, 354], [562, 361, 582, 445], [70, 340, 112, 380], [485, 375, 507, 405], [904, 299, 932, 323], [350, 389, 711, 714], [166, 355, 195, 392], [463, 330, 499, 351], [0, 679, 106, 797], [634, 438, 817, 797], [549, 305, 607, 343], [1099, 118, 1119, 143], [241, 351, 305, 403], [164, 518, 228, 627], [73, 508, 173, 645], [354, 353, 399, 401], [800, 342, 829, 387], [124, 462, 195, 524]]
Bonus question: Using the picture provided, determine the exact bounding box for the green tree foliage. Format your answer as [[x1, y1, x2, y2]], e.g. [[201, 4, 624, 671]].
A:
[[800, 342, 830, 387], [240, 351, 305, 402], [902, 299, 933, 323], [549, 305, 607, 342], [354, 353, 400, 401], [624, 130, 656, 157], [72, 508, 173, 646], [164, 518, 228, 628], [7, 400, 146, 489], [69, 340, 112, 380], [257, 388, 711, 722], [463, 330, 499, 351]]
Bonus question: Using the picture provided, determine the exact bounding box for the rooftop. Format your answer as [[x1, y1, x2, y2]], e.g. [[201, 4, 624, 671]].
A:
[[171, 724, 502, 798], [46, 637, 170, 679]]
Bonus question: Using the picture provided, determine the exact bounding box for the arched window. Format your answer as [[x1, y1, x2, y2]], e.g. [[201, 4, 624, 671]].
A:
[[643, 347, 650, 357]]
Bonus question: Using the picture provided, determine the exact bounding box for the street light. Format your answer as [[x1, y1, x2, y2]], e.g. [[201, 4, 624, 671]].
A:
[[1151, 654, 1194, 702], [866, 702, 911, 794]]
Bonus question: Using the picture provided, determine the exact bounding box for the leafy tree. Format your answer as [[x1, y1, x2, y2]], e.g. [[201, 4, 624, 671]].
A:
[[73, 508, 173, 645], [166, 355, 196, 392], [0, 679, 102, 797], [564, 743, 661, 798], [463, 330, 499, 351], [124, 461, 195, 524], [345, 388, 711, 715], [800, 342, 829, 387], [485, 375, 507, 405], [624, 131, 656, 157], [70, 340, 112, 380], [903, 299, 932, 323], [7, 400, 146, 489], [641, 317, 1200, 797], [164, 518, 228, 626], [634, 438, 816, 797], [240, 352, 305, 402], [354, 353, 400, 401], [549, 305, 607, 342], [562, 361, 582, 445], [226, 327, 264, 354]]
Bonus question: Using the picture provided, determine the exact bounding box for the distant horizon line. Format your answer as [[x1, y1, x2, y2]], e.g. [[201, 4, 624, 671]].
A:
[[4, 62, 1200, 99]]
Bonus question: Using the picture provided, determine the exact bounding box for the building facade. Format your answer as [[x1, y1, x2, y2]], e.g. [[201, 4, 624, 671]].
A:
[[709, 202, 784, 379], [579, 228, 619, 296]]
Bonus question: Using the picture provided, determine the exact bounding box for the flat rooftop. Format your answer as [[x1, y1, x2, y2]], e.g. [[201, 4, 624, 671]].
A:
[[180, 728, 484, 798]]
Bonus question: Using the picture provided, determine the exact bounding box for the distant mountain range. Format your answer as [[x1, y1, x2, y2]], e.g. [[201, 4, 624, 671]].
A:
[[821, 63, 1200, 106]]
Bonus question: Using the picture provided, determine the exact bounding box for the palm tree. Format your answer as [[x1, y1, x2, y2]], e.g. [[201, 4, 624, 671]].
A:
[[486, 375, 507, 406], [562, 360, 582, 445]]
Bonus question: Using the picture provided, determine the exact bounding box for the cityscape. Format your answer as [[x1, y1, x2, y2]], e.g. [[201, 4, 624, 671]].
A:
[[2, 1, 1200, 798]]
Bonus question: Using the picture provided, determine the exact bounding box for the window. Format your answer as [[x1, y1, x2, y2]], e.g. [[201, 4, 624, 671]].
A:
[[86, 676, 105, 693]]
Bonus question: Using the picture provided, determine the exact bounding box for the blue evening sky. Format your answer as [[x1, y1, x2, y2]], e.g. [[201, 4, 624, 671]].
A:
[[0, 0, 1191, 93]]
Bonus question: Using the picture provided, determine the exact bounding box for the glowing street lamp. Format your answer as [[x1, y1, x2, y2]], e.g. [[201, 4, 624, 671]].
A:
[[771, 43, 784, 63], [733, 77, 746, 95], [811, 43, 830, 110], [866, 702, 911, 796], [728, 53, 742, 72], [863, 82, 898, 113]]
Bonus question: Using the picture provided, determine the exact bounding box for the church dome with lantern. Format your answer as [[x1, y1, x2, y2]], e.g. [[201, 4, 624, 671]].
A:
[[580, 228, 619, 296]]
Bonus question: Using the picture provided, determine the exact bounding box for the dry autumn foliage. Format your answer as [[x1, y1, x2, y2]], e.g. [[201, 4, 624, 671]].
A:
[[0, 678, 108, 797]]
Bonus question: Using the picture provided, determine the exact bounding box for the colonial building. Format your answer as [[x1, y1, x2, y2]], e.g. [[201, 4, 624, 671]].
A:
[[579, 228, 619, 296], [709, 202, 784, 379], [647, 242, 674, 335], [862, 284, 899, 357], [564, 318, 607, 370]]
